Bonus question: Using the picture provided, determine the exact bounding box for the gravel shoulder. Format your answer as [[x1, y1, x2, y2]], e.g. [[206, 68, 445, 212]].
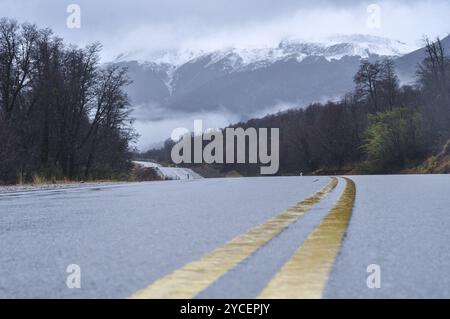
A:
[[0, 181, 128, 194]]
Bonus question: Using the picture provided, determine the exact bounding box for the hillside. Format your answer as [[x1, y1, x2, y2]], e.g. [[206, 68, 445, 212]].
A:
[[114, 34, 414, 121], [395, 34, 450, 83]]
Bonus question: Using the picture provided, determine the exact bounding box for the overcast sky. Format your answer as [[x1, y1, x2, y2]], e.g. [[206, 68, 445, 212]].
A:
[[2, 0, 450, 149], [1, 0, 449, 61]]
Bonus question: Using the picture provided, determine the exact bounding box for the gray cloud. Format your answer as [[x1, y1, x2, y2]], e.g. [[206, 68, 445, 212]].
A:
[[1, 0, 449, 60], [2, 0, 449, 149]]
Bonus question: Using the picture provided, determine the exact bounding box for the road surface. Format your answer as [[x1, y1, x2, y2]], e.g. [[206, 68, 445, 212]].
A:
[[0, 175, 449, 298]]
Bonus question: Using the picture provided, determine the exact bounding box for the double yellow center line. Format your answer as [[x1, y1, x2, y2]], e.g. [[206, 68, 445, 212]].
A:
[[259, 177, 356, 298], [130, 177, 355, 299]]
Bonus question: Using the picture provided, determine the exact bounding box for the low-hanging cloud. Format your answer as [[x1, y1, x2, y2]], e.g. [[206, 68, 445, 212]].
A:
[[132, 103, 241, 150]]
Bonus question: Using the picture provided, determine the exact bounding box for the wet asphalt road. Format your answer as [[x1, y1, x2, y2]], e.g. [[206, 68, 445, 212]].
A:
[[1, 175, 449, 298]]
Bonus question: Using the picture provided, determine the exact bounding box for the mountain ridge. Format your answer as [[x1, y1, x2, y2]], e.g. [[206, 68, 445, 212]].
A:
[[114, 34, 449, 123]]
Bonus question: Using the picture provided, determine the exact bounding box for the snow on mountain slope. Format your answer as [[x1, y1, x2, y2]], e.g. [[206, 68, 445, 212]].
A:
[[115, 34, 411, 73]]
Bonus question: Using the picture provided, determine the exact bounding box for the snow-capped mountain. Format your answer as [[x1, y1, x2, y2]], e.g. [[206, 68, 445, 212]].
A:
[[112, 34, 416, 122], [116, 34, 410, 68], [280, 35, 409, 59]]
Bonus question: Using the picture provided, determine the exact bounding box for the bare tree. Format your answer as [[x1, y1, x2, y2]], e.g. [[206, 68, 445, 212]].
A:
[[354, 60, 382, 112], [0, 19, 134, 184]]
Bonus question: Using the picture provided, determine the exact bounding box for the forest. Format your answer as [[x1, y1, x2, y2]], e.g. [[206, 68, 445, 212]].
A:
[[0, 18, 135, 184], [143, 38, 450, 176]]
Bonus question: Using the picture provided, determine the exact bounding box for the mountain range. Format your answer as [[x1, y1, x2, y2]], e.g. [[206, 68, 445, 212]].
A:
[[113, 34, 450, 124]]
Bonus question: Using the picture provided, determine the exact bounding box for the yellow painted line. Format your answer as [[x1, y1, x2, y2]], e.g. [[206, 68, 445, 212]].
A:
[[258, 177, 356, 299], [129, 177, 338, 299]]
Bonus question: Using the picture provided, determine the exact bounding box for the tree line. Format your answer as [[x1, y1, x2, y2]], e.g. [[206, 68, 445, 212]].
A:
[[143, 38, 450, 176], [0, 18, 135, 184]]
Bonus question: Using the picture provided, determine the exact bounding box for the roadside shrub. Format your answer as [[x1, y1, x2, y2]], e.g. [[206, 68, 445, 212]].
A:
[[130, 166, 163, 182], [363, 108, 425, 171]]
